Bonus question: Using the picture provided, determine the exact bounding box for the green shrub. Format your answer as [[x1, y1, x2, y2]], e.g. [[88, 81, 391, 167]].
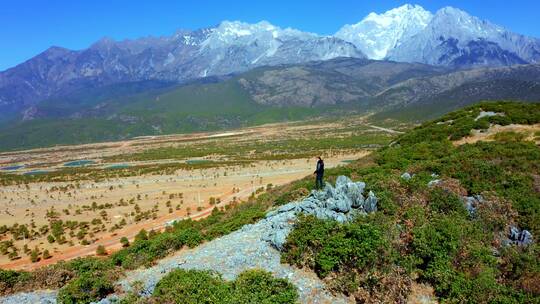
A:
[[472, 117, 490, 130], [176, 228, 203, 248], [149, 269, 298, 304], [428, 189, 467, 216], [231, 269, 298, 304], [57, 274, 114, 304], [120, 237, 129, 247], [66, 257, 113, 276], [411, 215, 466, 269], [134, 229, 148, 241], [152, 269, 232, 304], [96, 245, 107, 256], [282, 216, 385, 277], [0, 269, 31, 291]]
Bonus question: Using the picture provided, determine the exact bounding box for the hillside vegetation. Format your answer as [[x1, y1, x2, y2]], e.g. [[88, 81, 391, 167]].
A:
[[0, 101, 539, 303], [282, 101, 540, 302]]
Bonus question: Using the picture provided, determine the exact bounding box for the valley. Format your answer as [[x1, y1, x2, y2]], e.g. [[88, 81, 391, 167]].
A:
[[0, 115, 399, 270], [0, 2, 539, 303]]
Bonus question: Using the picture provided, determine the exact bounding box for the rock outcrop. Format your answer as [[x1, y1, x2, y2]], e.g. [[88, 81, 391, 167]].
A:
[[506, 226, 534, 247], [264, 175, 377, 250]]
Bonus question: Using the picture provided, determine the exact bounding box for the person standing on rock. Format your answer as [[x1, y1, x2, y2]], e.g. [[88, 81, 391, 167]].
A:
[[314, 156, 324, 189]]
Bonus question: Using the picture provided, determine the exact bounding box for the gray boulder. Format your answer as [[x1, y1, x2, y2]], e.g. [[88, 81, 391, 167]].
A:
[[335, 175, 352, 187], [401, 172, 412, 180], [264, 175, 378, 250], [427, 179, 441, 187], [507, 226, 534, 246], [463, 195, 484, 217], [363, 191, 378, 213], [464, 196, 478, 216], [326, 194, 352, 213]]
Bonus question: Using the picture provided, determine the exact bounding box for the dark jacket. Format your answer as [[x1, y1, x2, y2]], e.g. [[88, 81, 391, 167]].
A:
[[315, 159, 324, 176]]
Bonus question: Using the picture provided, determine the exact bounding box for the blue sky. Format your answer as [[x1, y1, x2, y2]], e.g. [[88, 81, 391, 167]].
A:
[[1, 0, 539, 71]]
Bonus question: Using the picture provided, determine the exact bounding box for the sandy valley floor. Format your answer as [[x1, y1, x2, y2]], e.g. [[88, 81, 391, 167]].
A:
[[0, 117, 393, 270]]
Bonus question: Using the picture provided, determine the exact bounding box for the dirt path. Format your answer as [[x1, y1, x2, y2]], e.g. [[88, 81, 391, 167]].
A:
[[366, 124, 404, 134]]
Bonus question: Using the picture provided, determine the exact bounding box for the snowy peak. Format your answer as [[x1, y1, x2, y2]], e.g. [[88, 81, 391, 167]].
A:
[[429, 6, 504, 42], [337, 3, 540, 67], [386, 5, 540, 67], [213, 20, 280, 39], [335, 4, 432, 59], [201, 20, 316, 49], [196, 20, 364, 76]]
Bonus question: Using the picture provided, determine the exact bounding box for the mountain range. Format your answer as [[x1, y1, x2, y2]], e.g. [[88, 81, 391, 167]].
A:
[[0, 4, 539, 150], [1, 57, 539, 151]]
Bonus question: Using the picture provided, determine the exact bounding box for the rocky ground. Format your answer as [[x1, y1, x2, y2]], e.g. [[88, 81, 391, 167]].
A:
[[2, 290, 57, 304], [2, 176, 376, 304]]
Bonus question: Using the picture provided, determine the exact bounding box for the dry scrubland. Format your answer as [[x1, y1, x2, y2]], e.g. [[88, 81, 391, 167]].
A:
[[0, 116, 398, 270]]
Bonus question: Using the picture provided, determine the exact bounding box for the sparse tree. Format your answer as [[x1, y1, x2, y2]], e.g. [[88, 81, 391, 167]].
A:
[[30, 247, 40, 263], [96, 245, 107, 256], [135, 229, 148, 241], [120, 237, 130, 247]]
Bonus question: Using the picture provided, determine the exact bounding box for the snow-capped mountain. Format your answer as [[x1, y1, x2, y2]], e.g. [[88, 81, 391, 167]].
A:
[[194, 21, 364, 76], [2, 4, 540, 120], [335, 4, 432, 59], [336, 4, 540, 68], [0, 20, 364, 116], [386, 6, 540, 67]]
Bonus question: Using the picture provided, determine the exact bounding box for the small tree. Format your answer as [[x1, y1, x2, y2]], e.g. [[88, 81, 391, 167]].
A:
[[96, 245, 107, 256], [30, 247, 40, 263], [42, 249, 52, 259], [120, 237, 130, 247], [135, 229, 148, 241]]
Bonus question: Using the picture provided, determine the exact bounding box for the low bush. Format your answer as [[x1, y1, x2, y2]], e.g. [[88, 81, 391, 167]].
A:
[[231, 269, 298, 304], [152, 269, 232, 303], [428, 189, 467, 216], [57, 273, 114, 304], [0, 270, 31, 294], [149, 269, 298, 304], [282, 215, 386, 278]]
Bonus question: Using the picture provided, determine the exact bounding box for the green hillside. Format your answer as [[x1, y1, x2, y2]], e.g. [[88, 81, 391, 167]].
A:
[[281, 101, 540, 302], [1, 101, 539, 303], [0, 80, 324, 151]]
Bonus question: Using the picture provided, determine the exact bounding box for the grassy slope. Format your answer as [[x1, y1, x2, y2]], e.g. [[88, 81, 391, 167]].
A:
[[372, 80, 540, 122], [0, 80, 324, 152], [281, 101, 540, 303], [1, 101, 538, 303]]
